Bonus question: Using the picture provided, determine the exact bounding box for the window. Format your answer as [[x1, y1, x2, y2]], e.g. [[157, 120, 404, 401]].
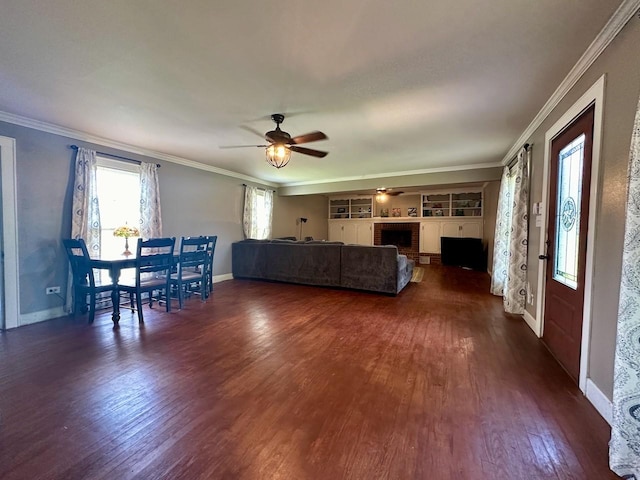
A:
[[96, 157, 141, 258], [552, 134, 585, 290], [243, 186, 273, 239]]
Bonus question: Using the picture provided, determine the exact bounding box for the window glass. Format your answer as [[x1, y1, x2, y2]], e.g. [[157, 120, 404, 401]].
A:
[[96, 157, 141, 259], [255, 189, 269, 239], [553, 134, 585, 290]]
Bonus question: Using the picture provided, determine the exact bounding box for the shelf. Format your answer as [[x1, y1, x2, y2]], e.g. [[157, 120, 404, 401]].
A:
[[328, 196, 373, 220]]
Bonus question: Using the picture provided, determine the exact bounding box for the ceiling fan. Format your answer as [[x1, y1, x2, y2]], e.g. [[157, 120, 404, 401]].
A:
[[374, 188, 404, 202], [220, 113, 328, 169], [376, 188, 404, 196]]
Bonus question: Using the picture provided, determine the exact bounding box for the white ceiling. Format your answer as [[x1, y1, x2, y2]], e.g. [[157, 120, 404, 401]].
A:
[[0, 0, 624, 187]]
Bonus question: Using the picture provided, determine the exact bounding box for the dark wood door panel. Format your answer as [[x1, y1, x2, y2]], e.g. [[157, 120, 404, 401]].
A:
[[542, 105, 594, 384]]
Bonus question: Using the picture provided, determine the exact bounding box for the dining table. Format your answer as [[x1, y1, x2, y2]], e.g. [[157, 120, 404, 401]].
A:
[[90, 254, 137, 325]]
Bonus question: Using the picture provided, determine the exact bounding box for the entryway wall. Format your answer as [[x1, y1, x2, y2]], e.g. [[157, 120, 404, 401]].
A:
[[521, 16, 640, 417]]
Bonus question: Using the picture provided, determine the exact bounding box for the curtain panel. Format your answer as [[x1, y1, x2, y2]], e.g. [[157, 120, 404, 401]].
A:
[[490, 166, 513, 296], [139, 162, 162, 239], [490, 147, 530, 314], [610, 93, 640, 479], [504, 148, 530, 314], [243, 186, 273, 240], [67, 147, 101, 311]]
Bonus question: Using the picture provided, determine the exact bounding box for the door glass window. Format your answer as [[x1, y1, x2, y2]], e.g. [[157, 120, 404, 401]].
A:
[[553, 133, 585, 290]]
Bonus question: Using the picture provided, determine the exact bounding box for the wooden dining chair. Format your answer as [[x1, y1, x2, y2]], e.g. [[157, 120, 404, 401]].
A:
[[62, 238, 116, 324], [205, 235, 218, 296], [119, 237, 176, 322], [171, 236, 209, 309]]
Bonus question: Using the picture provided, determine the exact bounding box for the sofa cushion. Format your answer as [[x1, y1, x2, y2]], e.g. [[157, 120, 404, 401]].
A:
[[340, 245, 400, 294], [266, 242, 342, 287]]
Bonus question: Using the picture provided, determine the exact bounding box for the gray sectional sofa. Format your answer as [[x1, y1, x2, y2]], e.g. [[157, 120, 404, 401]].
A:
[[232, 239, 414, 295]]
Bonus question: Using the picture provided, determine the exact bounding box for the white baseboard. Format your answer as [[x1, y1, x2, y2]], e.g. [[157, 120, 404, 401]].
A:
[[12, 276, 233, 329], [19, 305, 67, 327], [213, 273, 233, 283], [522, 310, 540, 337], [585, 378, 613, 425]]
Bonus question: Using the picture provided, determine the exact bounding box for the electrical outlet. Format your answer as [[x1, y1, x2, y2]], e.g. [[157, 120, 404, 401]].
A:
[[46, 286, 61, 295]]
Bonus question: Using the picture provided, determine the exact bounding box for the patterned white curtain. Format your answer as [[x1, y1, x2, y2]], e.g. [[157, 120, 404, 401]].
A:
[[610, 93, 640, 479], [71, 148, 101, 251], [490, 147, 529, 314], [243, 186, 273, 239], [139, 162, 162, 239], [490, 166, 513, 296], [504, 148, 530, 314], [67, 147, 100, 310]]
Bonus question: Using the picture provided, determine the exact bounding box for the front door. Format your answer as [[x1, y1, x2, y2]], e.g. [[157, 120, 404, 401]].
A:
[[542, 105, 594, 383]]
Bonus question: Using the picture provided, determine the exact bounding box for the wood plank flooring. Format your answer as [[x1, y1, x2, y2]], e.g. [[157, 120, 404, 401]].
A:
[[0, 266, 617, 479]]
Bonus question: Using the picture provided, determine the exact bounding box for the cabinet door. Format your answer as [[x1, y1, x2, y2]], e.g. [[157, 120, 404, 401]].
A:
[[342, 223, 358, 244], [420, 222, 441, 253], [460, 221, 482, 238], [328, 222, 343, 242], [441, 222, 461, 238], [356, 222, 373, 246]]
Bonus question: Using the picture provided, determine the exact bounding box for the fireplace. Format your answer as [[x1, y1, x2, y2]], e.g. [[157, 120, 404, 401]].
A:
[[374, 222, 420, 262], [381, 229, 412, 247]]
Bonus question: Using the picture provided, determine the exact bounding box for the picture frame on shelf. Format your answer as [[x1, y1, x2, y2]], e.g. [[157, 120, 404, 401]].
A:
[[381, 208, 389, 217], [407, 207, 417, 217], [392, 208, 401, 217]]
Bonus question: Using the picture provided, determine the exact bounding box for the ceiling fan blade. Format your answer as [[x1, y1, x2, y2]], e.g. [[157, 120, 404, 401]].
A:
[[239, 125, 267, 140], [289, 145, 328, 158], [389, 191, 405, 196], [219, 144, 266, 149], [289, 131, 327, 145]]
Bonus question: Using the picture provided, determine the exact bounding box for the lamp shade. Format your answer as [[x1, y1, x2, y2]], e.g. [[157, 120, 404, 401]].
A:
[[265, 144, 291, 168]]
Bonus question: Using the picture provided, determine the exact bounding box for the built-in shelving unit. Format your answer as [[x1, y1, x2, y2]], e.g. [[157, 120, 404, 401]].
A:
[[422, 191, 482, 217], [329, 197, 373, 219]]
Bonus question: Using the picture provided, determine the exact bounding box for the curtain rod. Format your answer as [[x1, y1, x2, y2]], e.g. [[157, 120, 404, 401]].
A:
[[242, 183, 275, 192], [70, 145, 161, 168], [507, 143, 531, 168]]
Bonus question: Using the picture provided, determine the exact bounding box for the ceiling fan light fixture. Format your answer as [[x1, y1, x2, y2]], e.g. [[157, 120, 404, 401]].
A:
[[266, 143, 291, 168], [376, 188, 388, 203]]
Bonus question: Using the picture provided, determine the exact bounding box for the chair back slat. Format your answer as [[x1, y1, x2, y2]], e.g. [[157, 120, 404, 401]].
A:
[[206, 235, 218, 291], [178, 236, 209, 269], [62, 238, 95, 288], [135, 237, 176, 283]]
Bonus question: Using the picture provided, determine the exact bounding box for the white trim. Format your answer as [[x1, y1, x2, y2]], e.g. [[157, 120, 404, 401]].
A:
[[0, 110, 278, 188], [0, 136, 20, 330], [523, 310, 539, 336], [19, 306, 67, 326], [502, 0, 639, 166], [537, 75, 606, 393], [213, 273, 234, 283], [585, 378, 613, 425], [281, 162, 503, 188], [17, 275, 230, 325]]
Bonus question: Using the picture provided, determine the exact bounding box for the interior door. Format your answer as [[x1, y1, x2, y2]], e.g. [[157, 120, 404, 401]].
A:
[[542, 105, 594, 383]]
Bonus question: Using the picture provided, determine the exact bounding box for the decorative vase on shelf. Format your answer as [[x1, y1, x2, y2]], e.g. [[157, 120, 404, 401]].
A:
[[113, 224, 140, 256]]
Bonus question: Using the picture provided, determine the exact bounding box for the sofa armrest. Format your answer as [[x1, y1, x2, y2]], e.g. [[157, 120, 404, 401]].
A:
[[396, 254, 414, 293]]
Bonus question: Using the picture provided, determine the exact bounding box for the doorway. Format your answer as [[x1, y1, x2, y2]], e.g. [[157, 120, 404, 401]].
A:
[[536, 75, 605, 393], [0, 135, 19, 330], [542, 106, 594, 383]]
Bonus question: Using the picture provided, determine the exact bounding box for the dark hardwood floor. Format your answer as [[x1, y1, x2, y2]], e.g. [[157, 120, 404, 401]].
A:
[[0, 266, 617, 479]]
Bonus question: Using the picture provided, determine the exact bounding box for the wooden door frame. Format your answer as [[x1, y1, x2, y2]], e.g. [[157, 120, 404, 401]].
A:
[[0, 135, 19, 330], [535, 75, 605, 393]]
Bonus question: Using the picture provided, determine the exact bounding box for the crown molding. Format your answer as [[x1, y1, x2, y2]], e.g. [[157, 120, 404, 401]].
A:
[[0, 110, 279, 188], [280, 161, 503, 188], [501, 0, 640, 165]]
